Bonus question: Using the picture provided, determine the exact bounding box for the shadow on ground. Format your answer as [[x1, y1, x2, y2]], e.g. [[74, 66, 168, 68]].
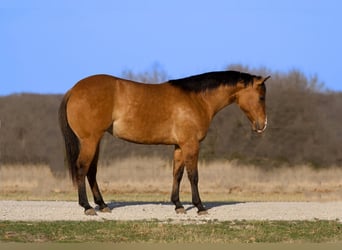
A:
[[96, 201, 244, 212]]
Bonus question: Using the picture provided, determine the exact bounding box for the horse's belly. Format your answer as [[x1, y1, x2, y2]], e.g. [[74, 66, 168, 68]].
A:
[[112, 120, 175, 145]]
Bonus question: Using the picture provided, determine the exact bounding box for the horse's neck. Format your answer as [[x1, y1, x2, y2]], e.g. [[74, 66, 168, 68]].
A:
[[200, 85, 239, 118]]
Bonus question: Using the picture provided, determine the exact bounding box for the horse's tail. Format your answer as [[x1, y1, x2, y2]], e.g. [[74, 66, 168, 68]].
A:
[[58, 91, 79, 186]]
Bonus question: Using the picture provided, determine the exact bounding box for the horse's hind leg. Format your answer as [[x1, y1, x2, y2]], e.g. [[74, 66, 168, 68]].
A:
[[87, 145, 111, 213], [171, 146, 186, 214], [76, 137, 101, 215]]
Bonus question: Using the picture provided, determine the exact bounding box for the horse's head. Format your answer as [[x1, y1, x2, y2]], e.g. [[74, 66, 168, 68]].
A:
[[235, 75, 270, 133]]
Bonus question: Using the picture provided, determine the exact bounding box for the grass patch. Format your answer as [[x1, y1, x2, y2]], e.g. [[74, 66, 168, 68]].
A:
[[1, 220, 342, 243]]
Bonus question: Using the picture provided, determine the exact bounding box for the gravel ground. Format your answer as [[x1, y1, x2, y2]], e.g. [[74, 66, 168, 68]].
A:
[[1, 201, 342, 222]]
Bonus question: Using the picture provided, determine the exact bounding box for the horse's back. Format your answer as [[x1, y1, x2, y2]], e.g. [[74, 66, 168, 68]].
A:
[[70, 74, 118, 93]]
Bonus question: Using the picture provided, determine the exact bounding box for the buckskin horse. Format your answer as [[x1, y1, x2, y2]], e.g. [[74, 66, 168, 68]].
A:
[[59, 70, 270, 215]]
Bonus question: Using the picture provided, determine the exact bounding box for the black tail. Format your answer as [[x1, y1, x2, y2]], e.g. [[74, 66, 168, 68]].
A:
[[58, 92, 79, 186]]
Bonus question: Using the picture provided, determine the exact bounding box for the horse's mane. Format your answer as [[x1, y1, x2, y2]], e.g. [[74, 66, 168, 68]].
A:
[[169, 70, 257, 92]]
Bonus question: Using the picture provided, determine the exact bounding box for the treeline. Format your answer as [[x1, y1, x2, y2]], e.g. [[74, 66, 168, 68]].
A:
[[0, 65, 341, 173]]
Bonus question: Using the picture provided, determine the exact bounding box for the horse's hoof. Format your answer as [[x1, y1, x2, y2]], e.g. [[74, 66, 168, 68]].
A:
[[198, 210, 208, 216], [100, 206, 111, 213], [84, 208, 97, 216], [175, 207, 186, 214]]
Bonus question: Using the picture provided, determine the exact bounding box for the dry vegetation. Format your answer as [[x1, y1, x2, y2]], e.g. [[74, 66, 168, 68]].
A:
[[1, 157, 342, 202]]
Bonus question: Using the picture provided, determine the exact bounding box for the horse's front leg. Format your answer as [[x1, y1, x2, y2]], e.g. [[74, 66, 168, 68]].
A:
[[171, 146, 186, 214], [182, 142, 208, 215]]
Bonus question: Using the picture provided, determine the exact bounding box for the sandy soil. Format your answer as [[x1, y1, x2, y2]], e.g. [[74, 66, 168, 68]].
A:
[[1, 200, 341, 222]]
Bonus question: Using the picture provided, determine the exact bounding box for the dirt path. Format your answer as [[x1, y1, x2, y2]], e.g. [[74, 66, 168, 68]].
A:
[[1, 201, 342, 222]]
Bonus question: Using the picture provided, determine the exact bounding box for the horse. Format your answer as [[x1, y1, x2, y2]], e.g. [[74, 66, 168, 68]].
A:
[[58, 70, 270, 215]]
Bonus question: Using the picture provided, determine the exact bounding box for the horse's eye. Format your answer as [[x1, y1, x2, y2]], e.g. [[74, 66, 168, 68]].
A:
[[259, 96, 265, 101]]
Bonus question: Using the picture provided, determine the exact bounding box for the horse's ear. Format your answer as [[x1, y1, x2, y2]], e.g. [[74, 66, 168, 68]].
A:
[[257, 75, 271, 85], [263, 76, 271, 83]]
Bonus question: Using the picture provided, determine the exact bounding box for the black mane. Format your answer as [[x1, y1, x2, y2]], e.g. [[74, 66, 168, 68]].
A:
[[169, 70, 257, 92]]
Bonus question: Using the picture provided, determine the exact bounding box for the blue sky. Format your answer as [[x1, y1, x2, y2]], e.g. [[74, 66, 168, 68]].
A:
[[1, 0, 341, 95]]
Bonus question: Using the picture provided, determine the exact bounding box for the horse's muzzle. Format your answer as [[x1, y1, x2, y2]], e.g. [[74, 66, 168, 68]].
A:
[[253, 117, 267, 134]]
